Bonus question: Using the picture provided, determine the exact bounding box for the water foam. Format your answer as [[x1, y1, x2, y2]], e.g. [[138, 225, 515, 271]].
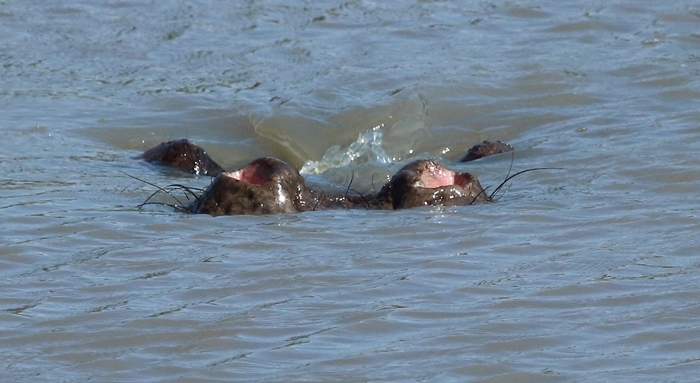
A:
[[300, 124, 392, 175]]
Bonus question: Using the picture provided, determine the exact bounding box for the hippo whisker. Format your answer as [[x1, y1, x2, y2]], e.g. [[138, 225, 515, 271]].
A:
[[469, 187, 491, 205], [344, 170, 356, 200], [123, 172, 197, 213], [163, 183, 205, 201], [370, 173, 380, 192], [466, 152, 562, 203], [353, 190, 373, 210], [140, 185, 196, 212], [482, 167, 564, 203], [469, 151, 517, 205], [138, 187, 186, 212], [312, 191, 324, 211]]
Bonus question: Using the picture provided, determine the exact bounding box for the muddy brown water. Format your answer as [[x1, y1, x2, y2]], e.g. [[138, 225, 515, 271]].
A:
[[2, 1, 700, 382]]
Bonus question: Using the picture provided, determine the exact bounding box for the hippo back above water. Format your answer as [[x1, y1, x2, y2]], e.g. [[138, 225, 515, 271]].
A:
[[459, 140, 514, 162], [141, 139, 224, 176]]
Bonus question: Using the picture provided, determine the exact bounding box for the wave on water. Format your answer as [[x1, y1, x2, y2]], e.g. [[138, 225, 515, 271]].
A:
[[300, 124, 393, 175]]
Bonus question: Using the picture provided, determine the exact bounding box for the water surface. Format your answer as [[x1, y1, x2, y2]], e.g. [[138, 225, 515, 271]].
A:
[[2, 1, 700, 382]]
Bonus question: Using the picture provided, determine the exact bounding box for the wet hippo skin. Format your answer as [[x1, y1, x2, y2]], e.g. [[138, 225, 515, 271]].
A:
[[140, 139, 509, 215], [187, 157, 315, 215], [375, 159, 487, 209], [185, 157, 487, 215], [460, 140, 514, 162], [141, 139, 225, 176]]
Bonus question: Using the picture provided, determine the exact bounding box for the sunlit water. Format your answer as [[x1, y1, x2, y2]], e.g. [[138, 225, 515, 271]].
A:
[[2, 1, 700, 382]]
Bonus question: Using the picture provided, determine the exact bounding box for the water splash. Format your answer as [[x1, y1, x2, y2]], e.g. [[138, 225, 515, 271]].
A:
[[300, 124, 392, 175]]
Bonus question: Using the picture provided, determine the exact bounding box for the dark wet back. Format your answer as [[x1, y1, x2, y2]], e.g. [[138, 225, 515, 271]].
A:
[[141, 139, 225, 176], [460, 140, 515, 162]]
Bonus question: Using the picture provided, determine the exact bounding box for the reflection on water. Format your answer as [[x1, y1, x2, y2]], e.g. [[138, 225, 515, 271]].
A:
[[2, 0, 700, 382]]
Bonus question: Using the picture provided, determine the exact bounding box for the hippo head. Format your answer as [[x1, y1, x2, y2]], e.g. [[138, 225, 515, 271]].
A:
[[188, 157, 315, 215], [141, 139, 225, 176], [376, 159, 487, 209]]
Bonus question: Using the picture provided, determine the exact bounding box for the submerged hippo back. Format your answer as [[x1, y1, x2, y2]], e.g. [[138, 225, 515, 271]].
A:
[[377, 159, 487, 209], [141, 139, 225, 176], [188, 157, 314, 215], [459, 140, 514, 162]]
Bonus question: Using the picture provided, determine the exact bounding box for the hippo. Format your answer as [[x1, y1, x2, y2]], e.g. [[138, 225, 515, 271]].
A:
[[374, 159, 487, 209], [141, 138, 224, 176], [187, 157, 315, 216], [460, 140, 514, 162], [139, 139, 509, 215]]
